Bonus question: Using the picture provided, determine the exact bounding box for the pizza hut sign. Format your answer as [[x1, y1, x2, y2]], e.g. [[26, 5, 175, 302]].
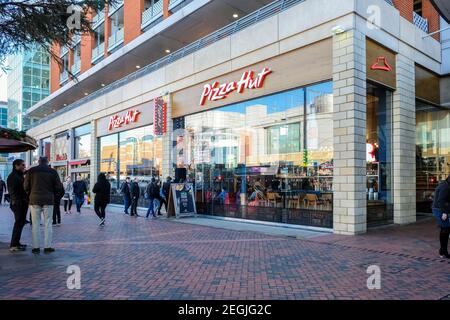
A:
[[108, 109, 141, 131], [200, 67, 272, 106]]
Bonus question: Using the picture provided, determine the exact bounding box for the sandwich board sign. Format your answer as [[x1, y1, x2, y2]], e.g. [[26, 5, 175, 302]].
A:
[[167, 183, 197, 218]]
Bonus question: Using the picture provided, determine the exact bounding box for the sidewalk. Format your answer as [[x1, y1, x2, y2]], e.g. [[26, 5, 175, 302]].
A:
[[0, 204, 449, 300]]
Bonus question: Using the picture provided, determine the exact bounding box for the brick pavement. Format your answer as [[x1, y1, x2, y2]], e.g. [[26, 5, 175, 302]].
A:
[[0, 205, 449, 300]]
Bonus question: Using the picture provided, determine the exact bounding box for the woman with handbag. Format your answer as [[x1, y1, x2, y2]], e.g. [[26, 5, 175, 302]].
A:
[[432, 175, 450, 259], [63, 176, 74, 214]]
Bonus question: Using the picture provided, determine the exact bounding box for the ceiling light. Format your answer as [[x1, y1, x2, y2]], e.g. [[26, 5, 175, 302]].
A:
[[331, 25, 349, 35], [165, 49, 171, 54], [136, 65, 141, 69], [233, 13, 239, 19], [84, 92, 88, 96], [101, 83, 105, 87], [63, 104, 67, 107]]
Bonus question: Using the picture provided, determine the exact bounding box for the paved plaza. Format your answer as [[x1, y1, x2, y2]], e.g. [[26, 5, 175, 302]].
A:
[[0, 205, 449, 300]]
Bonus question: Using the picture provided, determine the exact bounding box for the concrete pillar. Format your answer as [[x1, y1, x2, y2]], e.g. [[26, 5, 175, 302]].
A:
[[332, 28, 367, 235], [162, 94, 173, 179], [89, 120, 98, 208], [393, 44, 416, 225]]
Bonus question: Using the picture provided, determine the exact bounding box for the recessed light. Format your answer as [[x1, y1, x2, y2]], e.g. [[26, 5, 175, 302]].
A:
[[52, 109, 56, 112], [233, 13, 239, 19], [84, 92, 88, 96], [44, 113, 47, 116], [101, 83, 105, 87], [165, 49, 171, 54], [136, 65, 141, 69], [63, 104, 67, 107]]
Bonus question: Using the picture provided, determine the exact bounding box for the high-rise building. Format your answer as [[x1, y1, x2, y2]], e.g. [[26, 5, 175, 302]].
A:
[[0, 101, 7, 128], [7, 45, 50, 131]]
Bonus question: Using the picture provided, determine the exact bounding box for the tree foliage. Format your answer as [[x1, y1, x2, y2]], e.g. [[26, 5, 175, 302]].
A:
[[0, 0, 120, 77]]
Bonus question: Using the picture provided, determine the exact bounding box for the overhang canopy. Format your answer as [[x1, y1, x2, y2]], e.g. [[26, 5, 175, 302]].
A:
[[431, 0, 450, 24]]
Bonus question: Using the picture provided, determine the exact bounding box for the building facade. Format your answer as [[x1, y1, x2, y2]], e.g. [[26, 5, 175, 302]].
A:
[[26, 0, 448, 234], [7, 46, 50, 131]]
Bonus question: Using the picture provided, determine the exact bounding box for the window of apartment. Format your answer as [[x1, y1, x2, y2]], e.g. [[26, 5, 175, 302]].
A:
[[74, 123, 91, 159], [414, 0, 423, 16], [93, 23, 105, 48], [110, 6, 124, 35], [61, 54, 69, 74]]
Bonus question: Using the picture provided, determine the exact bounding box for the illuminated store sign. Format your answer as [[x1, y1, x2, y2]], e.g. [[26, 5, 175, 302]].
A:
[[108, 110, 141, 131], [199, 67, 272, 106], [154, 97, 167, 136]]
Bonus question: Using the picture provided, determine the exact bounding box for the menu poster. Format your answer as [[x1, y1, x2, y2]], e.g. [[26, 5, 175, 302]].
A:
[[168, 183, 197, 218], [153, 97, 167, 136]]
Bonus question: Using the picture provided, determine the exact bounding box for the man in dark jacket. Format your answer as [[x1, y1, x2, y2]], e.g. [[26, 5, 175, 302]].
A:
[[0, 176, 6, 205], [24, 157, 64, 254], [72, 176, 88, 213], [157, 176, 172, 216], [7, 159, 28, 252], [130, 177, 140, 217], [145, 178, 160, 218], [432, 175, 450, 259], [120, 177, 131, 215]]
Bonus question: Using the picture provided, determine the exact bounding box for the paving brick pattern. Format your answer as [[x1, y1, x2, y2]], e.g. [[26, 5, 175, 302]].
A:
[[0, 205, 449, 300]]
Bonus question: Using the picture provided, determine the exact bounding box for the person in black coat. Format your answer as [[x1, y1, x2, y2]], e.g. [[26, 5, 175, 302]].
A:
[[0, 176, 6, 205], [130, 177, 140, 217], [92, 173, 111, 226], [432, 175, 450, 259], [7, 159, 28, 252], [120, 177, 131, 215]]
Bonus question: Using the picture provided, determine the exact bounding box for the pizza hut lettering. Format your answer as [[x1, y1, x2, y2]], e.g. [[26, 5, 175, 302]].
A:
[[200, 67, 272, 106], [108, 109, 141, 131]]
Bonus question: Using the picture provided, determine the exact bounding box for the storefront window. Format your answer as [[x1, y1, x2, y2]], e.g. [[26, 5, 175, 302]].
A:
[[74, 123, 91, 159], [98, 125, 163, 205], [54, 132, 69, 161], [366, 83, 393, 225], [416, 101, 450, 213], [40, 137, 51, 160], [175, 83, 334, 228]]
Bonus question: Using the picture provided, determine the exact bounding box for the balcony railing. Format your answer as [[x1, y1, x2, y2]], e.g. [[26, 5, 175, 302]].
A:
[[91, 42, 105, 63], [108, 0, 124, 16], [169, 0, 184, 10], [141, 1, 164, 30], [71, 59, 81, 75], [108, 28, 124, 51], [60, 70, 69, 84], [92, 10, 105, 28], [60, 46, 68, 57], [413, 11, 429, 33]]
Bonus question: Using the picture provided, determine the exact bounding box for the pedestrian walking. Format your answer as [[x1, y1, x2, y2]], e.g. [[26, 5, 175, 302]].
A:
[[120, 177, 132, 215], [145, 178, 159, 218], [157, 176, 172, 215], [73, 176, 87, 213], [0, 176, 6, 205], [432, 174, 450, 259], [62, 176, 74, 214], [130, 177, 140, 217], [92, 173, 111, 226], [24, 157, 64, 254], [7, 159, 29, 252], [52, 182, 64, 226]]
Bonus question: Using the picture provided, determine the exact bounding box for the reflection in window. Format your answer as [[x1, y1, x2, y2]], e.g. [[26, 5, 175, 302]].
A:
[[175, 82, 334, 227]]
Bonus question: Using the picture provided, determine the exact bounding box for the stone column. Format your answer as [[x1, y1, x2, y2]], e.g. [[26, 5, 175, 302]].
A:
[[162, 94, 173, 179], [332, 28, 367, 235], [393, 44, 416, 225], [89, 120, 98, 209]]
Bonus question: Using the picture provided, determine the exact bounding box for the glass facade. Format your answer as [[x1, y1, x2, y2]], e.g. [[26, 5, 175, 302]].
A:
[[416, 101, 450, 213], [7, 45, 50, 130], [74, 123, 91, 159], [98, 125, 163, 205], [174, 83, 334, 227], [366, 83, 393, 226]]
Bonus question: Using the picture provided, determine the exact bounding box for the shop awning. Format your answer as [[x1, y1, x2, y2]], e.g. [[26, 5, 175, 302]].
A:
[[70, 160, 89, 166], [430, 0, 450, 23]]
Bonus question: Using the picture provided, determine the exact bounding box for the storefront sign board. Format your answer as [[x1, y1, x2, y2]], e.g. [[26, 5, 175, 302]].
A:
[[167, 183, 197, 218]]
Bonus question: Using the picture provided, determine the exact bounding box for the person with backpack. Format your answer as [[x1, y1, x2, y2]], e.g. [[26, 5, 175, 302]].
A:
[[145, 178, 159, 218], [432, 174, 450, 259]]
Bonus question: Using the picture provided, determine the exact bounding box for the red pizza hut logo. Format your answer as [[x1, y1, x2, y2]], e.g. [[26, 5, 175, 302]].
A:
[[108, 110, 141, 131], [200, 67, 272, 106], [55, 154, 67, 161]]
